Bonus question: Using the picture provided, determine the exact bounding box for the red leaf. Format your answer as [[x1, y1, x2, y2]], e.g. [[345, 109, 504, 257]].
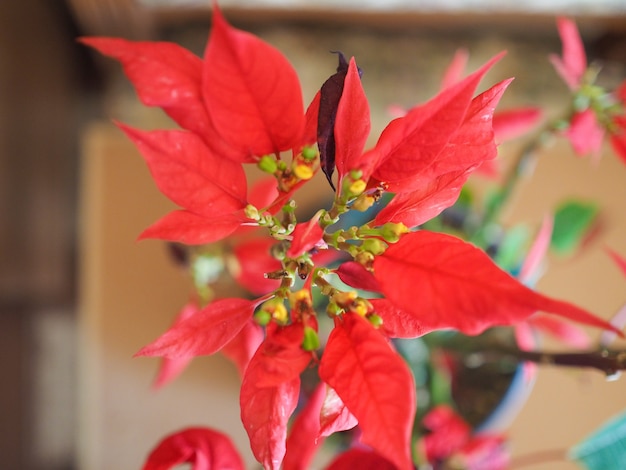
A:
[[564, 109, 605, 159], [220, 319, 265, 377], [324, 448, 397, 470], [374, 231, 620, 336], [440, 48, 469, 90], [334, 261, 381, 292], [319, 386, 358, 437], [525, 313, 591, 349], [421, 405, 471, 462], [373, 169, 470, 228], [231, 237, 282, 295], [372, 53, 503, 193], [369, 298, 430, 338], [550, 17, 587, 90], [283, 383, 327, 470], [139, 210, 242, 245], [287, 213, 324, 258], [135, 298, 255, 359], [203, 6, 304, 158], [142, 427, 244, 470], [246, 322, 312, 388], [493, 107, 543, 142], [152, 302, 199, 389], [607, 247, 626, 277], [240, 325, 308, 470], [334, 57, 373, 181], [119, 124, 247, 217], [318, 313, 416, 470], [80, 37, 210, 139]]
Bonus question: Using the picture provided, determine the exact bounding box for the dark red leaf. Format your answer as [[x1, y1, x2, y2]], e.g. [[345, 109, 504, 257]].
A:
[[283, 383, 327, 470], [203, 5, 304, 159], [374, 231, 621, 336], [317, 52, 351, 189], [119, 124, 247, 217], [135, 298, 255, 359], [318, 313, 415, 470], [334, 57, 372, 182], [334, 261, 381, 292], [142, 427, 244, 470], [324, 448, 397, 470]]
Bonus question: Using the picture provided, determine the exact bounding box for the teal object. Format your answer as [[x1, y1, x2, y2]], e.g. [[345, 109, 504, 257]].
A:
[[569, 410, 626, 469]]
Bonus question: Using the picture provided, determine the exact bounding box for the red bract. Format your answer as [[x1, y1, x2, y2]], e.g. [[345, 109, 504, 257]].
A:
[[318, 386, 358, 437], [324, 448, 397, 470], [136, 298, 256, 359], [142, 427, 245, 470], [371, 53, 503, 193], [203, 7, 304, 159], [119, 123, 250, 244], [231, 237, 281, 295], [373, 231, 621, 336], [565, 109, 605, 160], [152, 302, 198, 389], [318, 313, 416, 470], [334, 57, 373, 183], [550, 17, 587, 90], [220, 319, 264, 377], [282, 383, 327, 470], [287, 212, 325, 258], [240, 323, 312, 469]]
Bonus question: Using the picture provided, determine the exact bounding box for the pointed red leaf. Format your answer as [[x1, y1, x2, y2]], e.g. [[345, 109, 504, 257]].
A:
[[240, 325, 309, 470], [119, 124, 247, 217], [526, 313, 591, 349], [153, 302, 199, 389], [203, 6, 304, 158], [607, 247, 626, 277], [564, 109, 605, 158], [372, 53, 504, 193], [318, 386, 358, 437], [550, 17, 587, 90], [334, 261, 381, 292], [440, 48, 469, 90], [283, 383, 327, 470], [324, 448, 397, 470], [80, 37, 210, 138], [373, 168, 470, 228], [334, 57, 373, 181], [139, 210, 242, 245], [135, 298, 256, 359], [318, 314, 416, 470], [220, 319, 265, 377], [373, 231, 621, 336], [369, 298, 430, 338], [249, 322, 313, 388], [493, 107, 543, 142], [142, 427, 244, 470], [287, 213, 324, 258]]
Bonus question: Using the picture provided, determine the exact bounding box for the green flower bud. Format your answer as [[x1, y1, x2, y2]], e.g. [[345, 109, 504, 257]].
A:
[[254, 309, 272, 326], [258, 155, 278, 174], [302, 326, 320, 351], [301, 146, 318, 161]]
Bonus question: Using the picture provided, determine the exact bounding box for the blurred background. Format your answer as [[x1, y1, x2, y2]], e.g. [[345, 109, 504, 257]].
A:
[[1, 1, 625, 469]]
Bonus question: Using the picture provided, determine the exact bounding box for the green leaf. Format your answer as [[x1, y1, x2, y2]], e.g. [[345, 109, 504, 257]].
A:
[[569, 410, 626, 469], [551, 200, 599, 255]]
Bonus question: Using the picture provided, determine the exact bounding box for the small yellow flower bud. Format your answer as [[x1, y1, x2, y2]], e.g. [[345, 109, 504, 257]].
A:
[[362, 238, 387, 256], [244, 204, 260, 221], [352, 194, 375, 212], [349, 179, 367, 196], [289, 289, 312, 308], [351, 299, 369, 317], [293, 164, 314, 180], [271, 302, 289, 324], [332, 290, 358, 308]]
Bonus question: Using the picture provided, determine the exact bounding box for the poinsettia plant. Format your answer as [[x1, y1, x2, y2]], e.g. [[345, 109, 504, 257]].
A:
[[81, 6, 626, 470]]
